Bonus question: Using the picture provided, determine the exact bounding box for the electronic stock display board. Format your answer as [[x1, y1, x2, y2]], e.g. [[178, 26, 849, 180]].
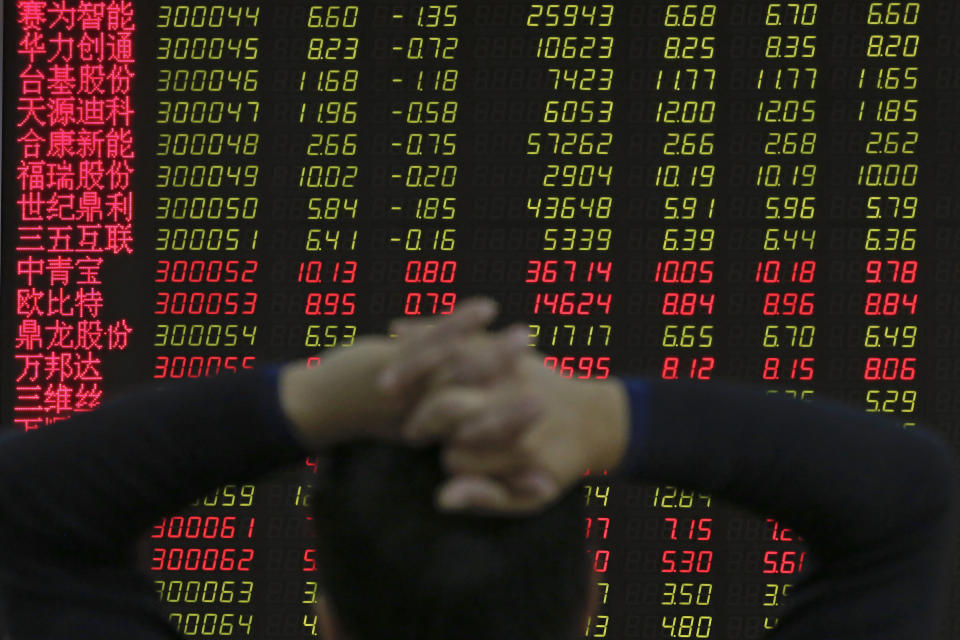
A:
[[2, 1, 959, 638]]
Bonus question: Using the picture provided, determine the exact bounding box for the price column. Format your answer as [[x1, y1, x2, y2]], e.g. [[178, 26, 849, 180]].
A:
[[752, 3, 819, 633], [756, 517, 805, 634], [584, 472, 612, 640], [650, 487, 714, 639], [278, 6, 364, 637], [150, 5, 262, 637], [858, 2, 920, 428], [523, 8, 615, 382], [654, 3, 718, 387], [754, 1, 817, 400], [294, 5, 361, 357], [523, 4, 617, 638], [653, 4, 718, 638], [385, 3, 459, 319]]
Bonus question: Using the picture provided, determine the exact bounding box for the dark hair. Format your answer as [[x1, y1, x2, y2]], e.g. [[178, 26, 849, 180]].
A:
[[310, 440, 589, 640]]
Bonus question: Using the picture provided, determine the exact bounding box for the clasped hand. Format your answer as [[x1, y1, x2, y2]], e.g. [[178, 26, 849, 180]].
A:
[[277, 297, 629, 516]]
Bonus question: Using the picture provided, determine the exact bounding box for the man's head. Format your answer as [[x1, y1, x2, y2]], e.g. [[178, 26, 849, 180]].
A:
[[310, 440, 596, 640]]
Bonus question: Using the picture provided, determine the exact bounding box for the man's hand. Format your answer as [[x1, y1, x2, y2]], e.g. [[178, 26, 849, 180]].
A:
[[276, 297, 530, 450], [398, 350, 632, 515]]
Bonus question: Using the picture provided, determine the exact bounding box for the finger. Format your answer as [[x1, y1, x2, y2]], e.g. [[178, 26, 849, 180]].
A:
[[379, 297, 499, 392], [391, 296, 497, 340], [380, 340, 459, 396], [440, 323, 535, 387], [412, 296, 500, 345], [507, 470, 557, 499], [388, 317, 426, 338], [452, 394, 542, 447], [435, 474, 555, 515], [441, 441, 530, 478], [400, 386, 489, 444], [389, 296, 498, 338], [382, 298, 506, 390], [435, 475, 510, 512], [404, 297, 500, 347]]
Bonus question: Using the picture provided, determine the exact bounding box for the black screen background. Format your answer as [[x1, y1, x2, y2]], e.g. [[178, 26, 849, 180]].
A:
[[2, 1, 959, 638]]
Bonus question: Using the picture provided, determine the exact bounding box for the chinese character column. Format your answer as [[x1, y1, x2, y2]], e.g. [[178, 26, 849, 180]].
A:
[[13, 0, 135, 431]]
